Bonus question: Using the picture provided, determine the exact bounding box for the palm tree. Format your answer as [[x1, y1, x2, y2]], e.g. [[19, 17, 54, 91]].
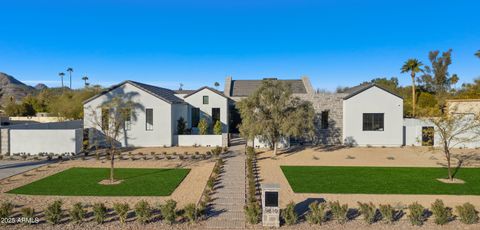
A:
[[476, 50, 480, 59], [82, 75, 89, 87], [58, 72, 65, 88], [401, 59, 423, 117], [214, 82, 220, 89], [66, 67, 73, 88]]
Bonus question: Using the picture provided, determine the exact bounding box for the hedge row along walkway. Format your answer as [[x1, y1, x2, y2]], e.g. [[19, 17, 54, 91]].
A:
[[205, 141, 246, 229]]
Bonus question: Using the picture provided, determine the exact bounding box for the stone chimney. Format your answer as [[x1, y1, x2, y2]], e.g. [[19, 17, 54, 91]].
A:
[[301, 76, 314, 94], [224, 76, 232, 97]]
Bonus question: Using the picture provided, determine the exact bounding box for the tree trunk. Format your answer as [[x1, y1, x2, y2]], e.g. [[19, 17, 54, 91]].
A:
[[411, 73, 416, 117], [444, 143, 453, 181], [110, 148, 115, 182], [273, 141, 278, 156]]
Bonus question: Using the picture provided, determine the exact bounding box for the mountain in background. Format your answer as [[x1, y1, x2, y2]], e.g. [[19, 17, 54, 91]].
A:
[[34, 83, 48, 90], [0, 72, 35, 104]]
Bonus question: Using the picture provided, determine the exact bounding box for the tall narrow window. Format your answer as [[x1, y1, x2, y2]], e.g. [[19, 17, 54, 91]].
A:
[[321, 110, 329, 129], [203, 96, 209, 104], [362, 113, 384, 131], [124, 108, 131, 131], [101, 108, 109, 131], [146, 108, 153, 131], [191, 107, 200, 127], [212, 108, 220, 125]]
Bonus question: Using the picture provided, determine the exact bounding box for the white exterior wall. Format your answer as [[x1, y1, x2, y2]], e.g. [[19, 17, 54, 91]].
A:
[[184, 88, 229, 133], [83, 83, 175, 147], [343, 87, 404, 147], [174, 135, 224, 147], [9, 129, 82, 154], [171, 103, 189, 135]]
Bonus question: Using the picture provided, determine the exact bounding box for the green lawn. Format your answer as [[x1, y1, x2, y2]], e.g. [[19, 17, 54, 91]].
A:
[[281, 166, 480, 195], [8, 167, 190, 196]]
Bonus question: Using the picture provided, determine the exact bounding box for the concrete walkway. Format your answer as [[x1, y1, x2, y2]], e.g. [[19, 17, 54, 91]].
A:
[[0, 160, 50, 180], [205, 141, 246, 229]]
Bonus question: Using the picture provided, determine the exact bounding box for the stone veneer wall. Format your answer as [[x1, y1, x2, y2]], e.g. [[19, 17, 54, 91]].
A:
[[297, 92, 347, 145], [0, 128, 9, 155]]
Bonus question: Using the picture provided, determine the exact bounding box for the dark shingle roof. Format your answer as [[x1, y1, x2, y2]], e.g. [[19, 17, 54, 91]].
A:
[[83, 80, 184, 104], [230, 79, 307, 97], [343, 83, 403, 100], [183, 86, 227, 98], [173, 90, 197, 94]]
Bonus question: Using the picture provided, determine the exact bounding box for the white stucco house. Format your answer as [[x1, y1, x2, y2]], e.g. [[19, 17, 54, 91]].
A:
[[83, 81, 229, 147], [342, 84, 404, 147]]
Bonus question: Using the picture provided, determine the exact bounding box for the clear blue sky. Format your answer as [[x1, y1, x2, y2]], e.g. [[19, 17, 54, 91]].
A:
[[1, 0, 479, 91]]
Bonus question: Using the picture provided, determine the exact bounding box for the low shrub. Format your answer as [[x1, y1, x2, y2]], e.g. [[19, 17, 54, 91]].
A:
[[45, 200, 63, 225], [281, 201, 298, 225], [207, 177, 215, 189], [113, 203, 130, 224], [93, 202, 107, 224], [69, 202, 86, 224], [431, 199, 452, 225], [306, 201, 327, 225], [358, 202, 377, 224], [197, 201, 207, 218], [183, 203, 196, 223], [408, 202, 426, 226], [379, 204, 395, 224], [21, 207, 35, 224], [212, 146, 222, 156], [135, 200, 152, 224], [159, 199, 177, 225], [329, 201, 348, 224], [456, 203, 479, 224], [245, 202, 261, 224], [0, 201, 14, 219]]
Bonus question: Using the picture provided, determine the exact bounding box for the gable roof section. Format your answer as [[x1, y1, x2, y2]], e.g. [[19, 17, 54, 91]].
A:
[[343, 83, 403, 100], [183, 86, 227, 99], [230, 79, 307, 97], [83, 80, 184, 104]]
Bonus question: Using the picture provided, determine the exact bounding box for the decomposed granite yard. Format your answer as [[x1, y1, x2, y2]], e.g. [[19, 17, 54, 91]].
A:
[[258, 146, 480, 209]]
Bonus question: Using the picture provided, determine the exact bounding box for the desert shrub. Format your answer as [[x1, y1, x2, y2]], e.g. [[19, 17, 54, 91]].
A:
[[0, 201, 14, 219], [69, 202, 86, 224], [135, 200, 152, 224], [245, 202, 261, 224], [358, 202, 377, 224], [45, 200, 63, 224], [21, 207, 35, 224], [159, 199, 177, 225], [197, 201, 207, 218], [281, 201, 298, 225], [213, 120, 222, 135], [183, 203, 196, 223], [223, 146, 228, 152], [113, 203, 129, 224], [408, 202, 426, 226], [329, 201, 348, 224], [198, 118, 209, 135], [207, 177, 215, 189], [431, 199, 452, 225], [306, 201, 327, 225], [203, 192, 212, 203], [93, 202, 107, 224], [212, 146, 222, 156], [456, 203, 479, 224], [379, 204, 395, 223]]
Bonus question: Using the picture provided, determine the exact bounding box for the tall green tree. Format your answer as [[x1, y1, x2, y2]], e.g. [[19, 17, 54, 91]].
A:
[[58, 72, 65, 88], [67, 67, 73, 89], [237, 80, 315, 155], [419, 49, 456, 94], [401, 59, 423, 117]]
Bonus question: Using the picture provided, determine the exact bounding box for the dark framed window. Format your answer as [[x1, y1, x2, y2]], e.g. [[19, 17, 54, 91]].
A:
[[321, 110, 329, 129], [124, 108, 132, 131], [101, 108, 109, 131], [146, 108, 153, 131], [212, 108, 220, 125], [363, 113, 384, 131], [203, 96, 209, 104], [191, 107, 200, 127]]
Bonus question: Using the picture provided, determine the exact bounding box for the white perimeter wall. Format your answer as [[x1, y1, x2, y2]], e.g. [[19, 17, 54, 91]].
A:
[[174, 135, 224, 147], [9, 129, 82, 154], [343, 86, 404, 147], [84, 83, 175, 147]]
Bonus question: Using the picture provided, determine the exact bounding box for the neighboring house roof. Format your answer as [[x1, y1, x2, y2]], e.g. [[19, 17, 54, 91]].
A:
[[173, 90, 197, 94], [83, 80, 185, 104], [183, 86, 228, 99], [343, 83, 403, 100], [230, 79, 307, 97]]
